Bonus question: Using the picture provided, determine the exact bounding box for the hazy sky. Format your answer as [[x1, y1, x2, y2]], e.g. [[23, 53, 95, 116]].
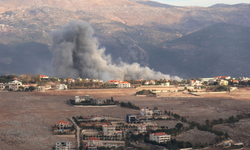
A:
[[153, 0, 250, 7]]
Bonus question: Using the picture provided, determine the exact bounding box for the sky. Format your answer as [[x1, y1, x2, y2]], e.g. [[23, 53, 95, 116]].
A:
[[153, 0, 250, 7]]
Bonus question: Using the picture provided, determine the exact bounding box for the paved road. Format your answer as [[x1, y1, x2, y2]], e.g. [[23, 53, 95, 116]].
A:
[[70, 117, 80, 150]]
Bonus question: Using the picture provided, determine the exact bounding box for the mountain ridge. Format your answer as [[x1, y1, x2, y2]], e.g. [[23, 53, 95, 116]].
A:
[[0, 0, 250, 78]]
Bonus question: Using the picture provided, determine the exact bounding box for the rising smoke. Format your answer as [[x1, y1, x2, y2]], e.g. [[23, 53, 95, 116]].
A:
[[50, 21, 181, 81]]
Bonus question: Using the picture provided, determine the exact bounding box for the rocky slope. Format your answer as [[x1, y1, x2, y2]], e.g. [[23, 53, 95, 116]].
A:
[[0, 0, 250, 78]]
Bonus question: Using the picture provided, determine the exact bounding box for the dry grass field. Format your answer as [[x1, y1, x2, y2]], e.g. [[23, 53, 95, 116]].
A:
[[1, 88, 250, 149]]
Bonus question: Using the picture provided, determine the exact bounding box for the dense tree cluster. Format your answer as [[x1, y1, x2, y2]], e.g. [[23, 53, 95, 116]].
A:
[[120, 102, 140, 110]]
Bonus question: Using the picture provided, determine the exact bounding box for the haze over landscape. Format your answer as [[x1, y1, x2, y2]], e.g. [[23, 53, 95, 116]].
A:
[[0, 0, 250, 78], [2, 1, 250, 150]]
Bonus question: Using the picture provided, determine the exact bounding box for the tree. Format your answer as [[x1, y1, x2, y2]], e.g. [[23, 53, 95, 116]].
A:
[[29, 86, 36, 91], [205, 120, 209, 126], [225, 132, 229, 139], [175, 123, 183, 130], [19, 86, 24, 90]]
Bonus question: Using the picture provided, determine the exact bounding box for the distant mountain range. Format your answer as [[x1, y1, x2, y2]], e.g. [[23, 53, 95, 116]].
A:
[[0, 0, 250, 78]]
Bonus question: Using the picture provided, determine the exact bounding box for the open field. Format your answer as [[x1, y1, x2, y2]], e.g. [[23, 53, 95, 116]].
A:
[[0, 92, 139, 150], [213, 119, 250, 146], [1, 88, 250, 149], [176, 128, 217, 145]]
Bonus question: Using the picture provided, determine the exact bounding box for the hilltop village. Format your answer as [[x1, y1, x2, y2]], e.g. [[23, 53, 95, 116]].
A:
[[0, 74, 247, 93], [0, 74, 250, 150]]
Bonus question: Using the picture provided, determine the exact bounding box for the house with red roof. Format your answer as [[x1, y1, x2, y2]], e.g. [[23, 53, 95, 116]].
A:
[[232, 80, 239, 84], [214, 76, 231, 80], [189, 80, 202, 86], [86, 137, 103, 148], [55, 120, 68, 129], [149, 132, 171, 143], [117, 81, 131, 88], [67, 78, 75, 83], [149, 80, 156, 85], [19, 74, 26, 77], [40, 75, 49, 79], [107, 79, 120, 84]]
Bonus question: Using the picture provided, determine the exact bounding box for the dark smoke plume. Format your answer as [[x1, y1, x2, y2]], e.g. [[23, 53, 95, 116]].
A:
[[50, 21, 181, 81]]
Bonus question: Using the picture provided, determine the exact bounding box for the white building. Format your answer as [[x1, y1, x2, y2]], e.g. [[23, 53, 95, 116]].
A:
[[161, 82, 170, 86], [102, 123, 116, 136], [37, 86, 45, 92], [9, 85, 19, 91], [214, 76, 231, 80], [86, 137, 103, 148], [67, 79, 75, 83], [55, 142, 72, 150], [150, 132, 171, 143], [8, 80, 22, 86], [153, 108, 162, 116], [140, 108, 153, 117], [209, 79, 217, 84], [91, 99, 105, 105], [201, 78, 214, 83], [56, 84, 67, 90], [0, 83, 5, 90], [189, 80, 202, 86], [137, 124, 147, 133], [75, 96, 81, 103], [117, 81, 131, 88], [40, 75, 49, 79], [149, 80, 156, 85]]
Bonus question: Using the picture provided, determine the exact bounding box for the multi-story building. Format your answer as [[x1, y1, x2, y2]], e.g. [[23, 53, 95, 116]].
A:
[[140, 108, 153, 117], [107, 79, 120, 84], [0, 83, 5, 90], [75, 96, 86, 103], [37, 86, 45, 92], [137, 124, 147, 133], [75, 96, 81, 103], [54, 142, 72, 150], [149, 132, 171, 143], [40, 75, 49, 79], [91, 99, 105, 105], [9, 85, 19, 91], [8, 80, 22, 86], [153, 108, 162, 116], [90, 116, 104, 121], [117, 81, 131, 88], [102, 123, 116, 136], [161, 82, 170, 86], [125, 114, 138, 123], [55, 120, 68, 129], [67, 79, 75, 83], [219, 80, 229, 86], [85, 137, 125, 149], [86, 137, 103, 149], [201, 78, 214, 83], [56, 84, 67, 90], [85, 95, 94, 100], [189, 80, 202, 86]]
